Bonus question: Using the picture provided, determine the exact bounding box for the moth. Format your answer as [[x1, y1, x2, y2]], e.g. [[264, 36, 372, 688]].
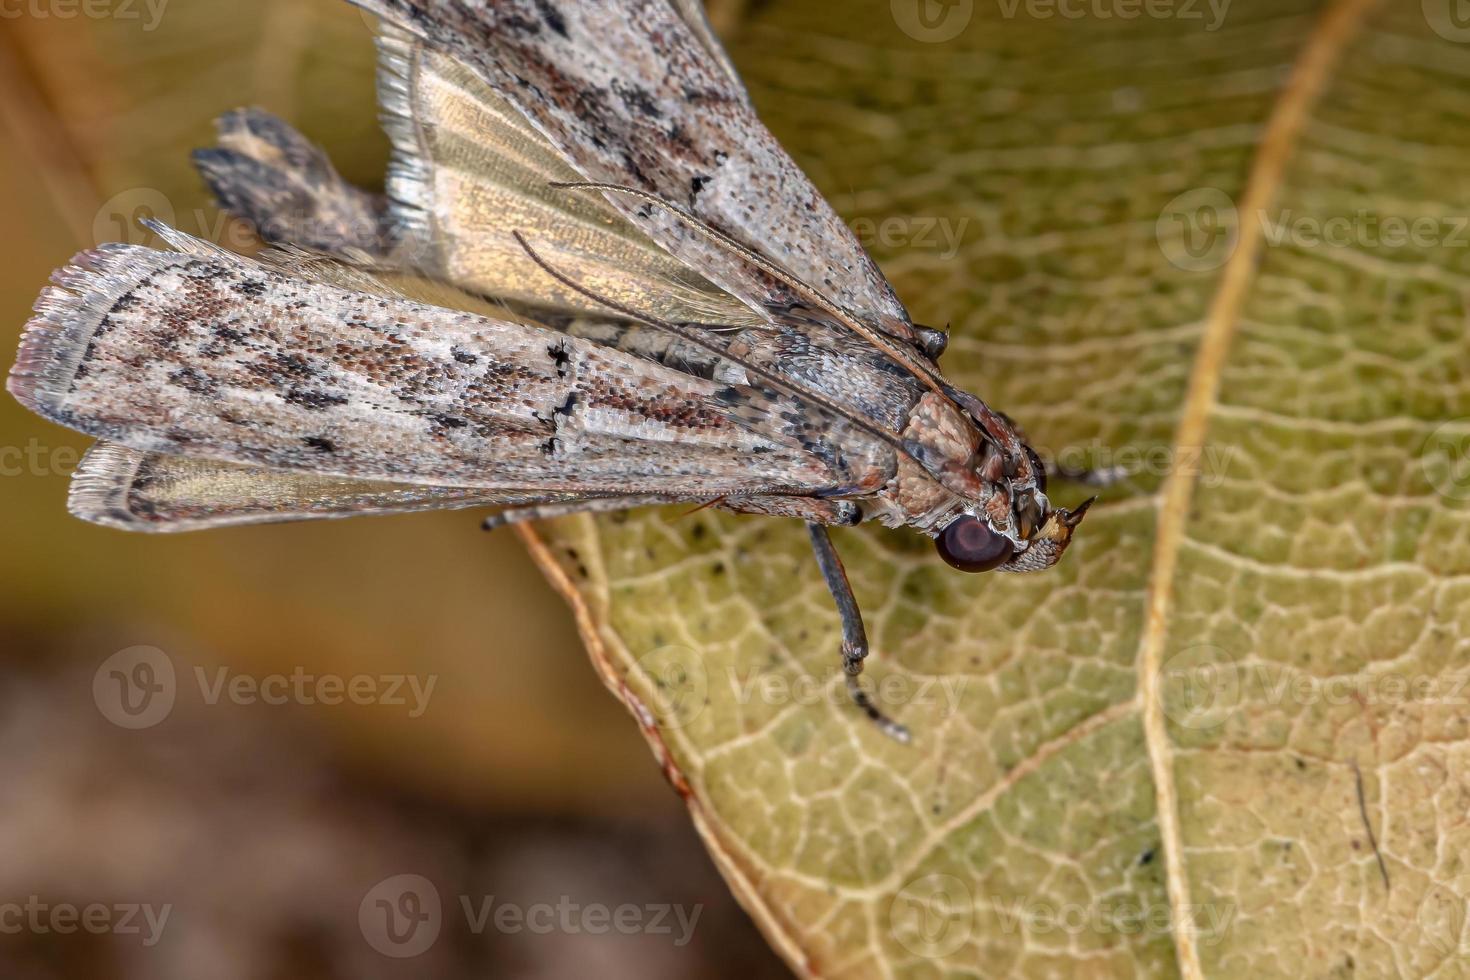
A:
[[8, 0, 1101, 741]]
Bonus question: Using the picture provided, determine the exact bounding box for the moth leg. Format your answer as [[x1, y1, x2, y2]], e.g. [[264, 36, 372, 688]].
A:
[[193, 108, 392, 257], [482, 494, 711, 531], [806, 524, 912, 744]]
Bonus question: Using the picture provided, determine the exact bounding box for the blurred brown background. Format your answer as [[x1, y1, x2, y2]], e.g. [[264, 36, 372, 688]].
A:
[[0, 1, 789, 976]]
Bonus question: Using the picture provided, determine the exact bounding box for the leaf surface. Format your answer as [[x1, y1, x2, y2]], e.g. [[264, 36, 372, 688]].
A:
[[526, 1, 1470, 976]]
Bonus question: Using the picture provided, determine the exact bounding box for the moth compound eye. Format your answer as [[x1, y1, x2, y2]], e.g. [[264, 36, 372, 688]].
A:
[[935, 516, 1015, 573]]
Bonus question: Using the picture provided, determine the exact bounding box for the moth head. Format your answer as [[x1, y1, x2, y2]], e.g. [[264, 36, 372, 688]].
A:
[[933, 468, 1094, 575], [930, 389, 1095, 574]]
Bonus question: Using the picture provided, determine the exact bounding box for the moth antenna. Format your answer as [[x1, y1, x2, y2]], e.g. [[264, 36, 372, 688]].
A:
[[510, 230, 935, 475], [549, 181, 950, 398]]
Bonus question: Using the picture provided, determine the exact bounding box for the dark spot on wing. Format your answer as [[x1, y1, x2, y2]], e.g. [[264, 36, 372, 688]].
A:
[[530, 0, 567, 36], [548, 340, 572, 377], [612, 80, 661, 118], [302, 436, 336, 453], [284, 388, 348, 410]]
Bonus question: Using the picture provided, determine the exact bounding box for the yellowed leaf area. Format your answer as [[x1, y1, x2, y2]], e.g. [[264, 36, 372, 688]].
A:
[[527, 1, 1470, 976]]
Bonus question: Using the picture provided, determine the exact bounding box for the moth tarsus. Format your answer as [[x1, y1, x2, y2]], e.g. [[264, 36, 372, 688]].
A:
[[809, 523, 913, 744], [7, 0, 1101, 739]]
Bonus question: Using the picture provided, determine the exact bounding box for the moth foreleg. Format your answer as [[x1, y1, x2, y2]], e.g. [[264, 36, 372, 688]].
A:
[[806, 524, 912, 744]]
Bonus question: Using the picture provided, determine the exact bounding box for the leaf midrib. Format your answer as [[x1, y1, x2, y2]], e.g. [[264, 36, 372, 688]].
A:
[[1136, 0, 1383, 976]]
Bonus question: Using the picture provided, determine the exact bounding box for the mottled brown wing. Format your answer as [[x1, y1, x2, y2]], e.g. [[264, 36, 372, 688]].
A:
[[348, 0, 912, 332], [9, 238, 887, 502]]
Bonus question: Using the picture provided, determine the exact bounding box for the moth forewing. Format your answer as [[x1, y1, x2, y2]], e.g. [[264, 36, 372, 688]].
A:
[[9, 235, 870, 497]]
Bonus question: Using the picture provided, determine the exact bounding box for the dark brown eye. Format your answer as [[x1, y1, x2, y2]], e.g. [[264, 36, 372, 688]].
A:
[[935, 516, 1015, 573]]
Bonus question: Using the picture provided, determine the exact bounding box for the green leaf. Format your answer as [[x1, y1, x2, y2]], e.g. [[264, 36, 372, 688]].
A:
[[528, 1, 1470, 976]]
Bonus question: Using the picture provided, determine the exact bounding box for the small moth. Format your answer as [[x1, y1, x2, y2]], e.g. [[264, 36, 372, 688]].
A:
[[8, 0, 1101, 740]]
